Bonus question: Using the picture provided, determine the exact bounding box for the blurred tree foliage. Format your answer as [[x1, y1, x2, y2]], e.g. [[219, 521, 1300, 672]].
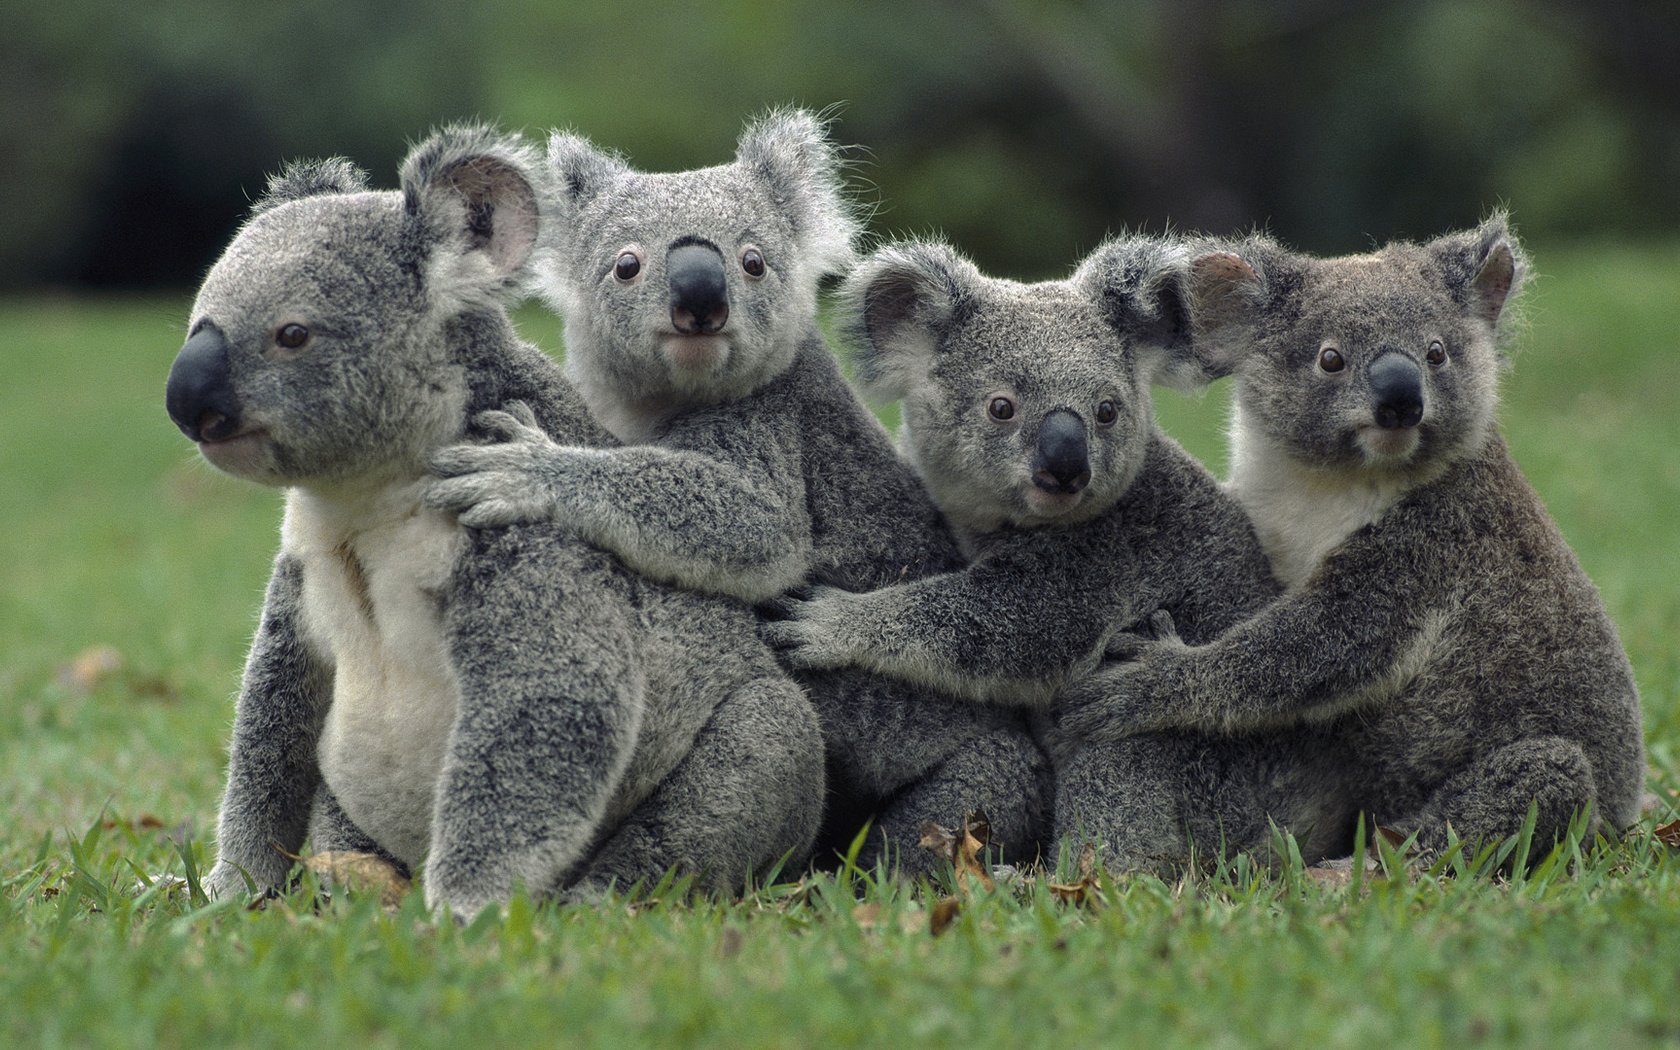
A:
[[4, 0, 1675, 289]]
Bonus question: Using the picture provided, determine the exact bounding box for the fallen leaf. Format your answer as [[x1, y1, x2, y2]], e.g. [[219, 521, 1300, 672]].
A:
[[58, 645, 123, 693], [918, 820, 957, 858], [928, 896, 961, 936], [295, 850, 410, 909], [954, 812, 997, 894], [851, 902, 884, 931], [919, 811, 997, 893], [1654, 819, 1680, 849], [1047, 841, 1100, 906]]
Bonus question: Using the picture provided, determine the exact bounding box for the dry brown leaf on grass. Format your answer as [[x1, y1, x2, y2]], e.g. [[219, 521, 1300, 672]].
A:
[[1653, 819, 1680, 849], [1305, 854, 1380, 888], [282, 848, 411, 909], [851, 902, 884, 931], [918, 810, 1000, 936], [1047, 841, 1101, 907], [58, 645, 124, 692], [928, 896, 961, 937], [917, 810, 997, 893]]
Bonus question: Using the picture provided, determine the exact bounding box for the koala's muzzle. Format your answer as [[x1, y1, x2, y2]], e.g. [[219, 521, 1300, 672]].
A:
[[667, 242, 730, 335], [166, 324, 243, 442], [1032, 409, 1092, 494], [1369, 352, 1424, 430]]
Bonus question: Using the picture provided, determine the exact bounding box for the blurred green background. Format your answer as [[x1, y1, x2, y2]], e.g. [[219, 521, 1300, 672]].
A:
[[5, 0, 1678, 291]]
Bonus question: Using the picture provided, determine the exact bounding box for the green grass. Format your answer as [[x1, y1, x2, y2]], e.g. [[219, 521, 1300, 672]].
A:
[[2, 246, 1678, 1048]]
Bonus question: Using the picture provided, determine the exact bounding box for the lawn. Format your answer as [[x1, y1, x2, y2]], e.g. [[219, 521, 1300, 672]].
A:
[[1, 244, 1677, 1048]]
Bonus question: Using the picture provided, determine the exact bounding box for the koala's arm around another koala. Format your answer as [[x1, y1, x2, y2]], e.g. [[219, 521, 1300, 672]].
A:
[[1063, 503, 1458, 739], [428, 404, 813, 604], [765, 531, 1123, 708], [204, 555, 332, 898]]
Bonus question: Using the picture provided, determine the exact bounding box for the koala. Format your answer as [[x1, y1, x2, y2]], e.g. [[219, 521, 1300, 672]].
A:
[[764, 238, 1342, 870], [425, 111, 1048, 876], [1060, 215, 1647, 856], [166, 127, 824, 916]]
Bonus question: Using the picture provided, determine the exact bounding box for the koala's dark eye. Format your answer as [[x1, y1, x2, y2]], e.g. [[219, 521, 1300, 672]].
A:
[[1426, 340, 1446, 366], [614, 251, 642, 282], [276, 323, 310, 350], [1095, 400, 1119, 427], [1318, 346, 1345, 373], [741, 246, 766, 279], [987, 397, 1016, 422]]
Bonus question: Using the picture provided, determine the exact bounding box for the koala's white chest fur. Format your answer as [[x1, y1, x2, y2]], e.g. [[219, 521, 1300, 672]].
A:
[[282, 481, 466, 868], [1227, 409, 1414, 591]]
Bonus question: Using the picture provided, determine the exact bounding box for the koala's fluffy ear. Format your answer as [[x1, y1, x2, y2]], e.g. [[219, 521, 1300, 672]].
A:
[[1427, 212, 1528, 330], [1184, 243, 1276, 379], [736, 108, 860, 277], [250, 157, 370, 217], [1074, 238, 1202, 391], [545, 130, 631, 230], [840, 240, 975, 402], [401, 125, 542, 297]]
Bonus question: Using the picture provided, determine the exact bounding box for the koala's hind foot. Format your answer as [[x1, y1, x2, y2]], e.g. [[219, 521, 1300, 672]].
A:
[[1056, 733, 1312, 877], [860, 728, 1050, 881], [1394, 736, 1598, 860], [572, 676, 825, 899]]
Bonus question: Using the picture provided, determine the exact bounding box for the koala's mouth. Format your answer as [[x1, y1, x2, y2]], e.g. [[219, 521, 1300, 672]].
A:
[[197, 428, 270, 476], [1024, 486, 1087, 519], [661, 334, 729, 370], [1355, 425, 1422, 464]]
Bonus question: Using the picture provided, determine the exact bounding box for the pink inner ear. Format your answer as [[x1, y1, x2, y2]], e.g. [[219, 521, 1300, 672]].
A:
[[1472, 243, 1515, 323], [1192, 251, 1258, 287]]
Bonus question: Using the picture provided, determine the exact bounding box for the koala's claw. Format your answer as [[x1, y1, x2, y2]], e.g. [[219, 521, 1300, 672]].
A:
[[756, 584, 815, 621], [473, 401, 544, 442], [1104, 608, 1183, 661]]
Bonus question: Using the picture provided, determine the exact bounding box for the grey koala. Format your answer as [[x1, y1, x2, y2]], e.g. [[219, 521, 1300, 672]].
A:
[[425, 111, 1048, 875], [166, 127, 823, 915], [764, 238, 1339, 869], [1060, 215, 1646, 855]]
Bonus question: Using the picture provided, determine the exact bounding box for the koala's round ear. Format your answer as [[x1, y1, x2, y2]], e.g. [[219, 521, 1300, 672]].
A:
[[250, 157, 369, 217], [1185, 245, 1272, 380], [839, 240, 975, 402], [545, 130, 630, 228], [1427, 211, 1528, 329], [401, 125, 541, 285], [735, 108, 860, 277], [1075, 238, 1203, 391]]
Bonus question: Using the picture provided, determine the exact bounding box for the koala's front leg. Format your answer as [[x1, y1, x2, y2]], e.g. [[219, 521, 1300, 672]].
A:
[[424, 530, 645, 918], [1061, 564, 1449, 740], [763, 565, 1093, 708], [427, 403, 812, 604], [204, 556, 332, 900]]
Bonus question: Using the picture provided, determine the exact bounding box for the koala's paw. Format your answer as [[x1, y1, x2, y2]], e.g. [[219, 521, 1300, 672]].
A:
[[422, 878, 501, 924], [426, 402, 567, 528], [758, 585, 857, 670], [1054, 663, 1159, 745], [1104, 609, 1183, 660], [201, 860, 255, 902]]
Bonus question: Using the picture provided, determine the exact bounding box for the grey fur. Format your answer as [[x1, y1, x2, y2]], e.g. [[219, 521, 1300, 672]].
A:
[[425, 112, 1048, 875], [767, 238, 1313, 871], [1060, 215, 1646, 855], [177, 127, 822, 915]]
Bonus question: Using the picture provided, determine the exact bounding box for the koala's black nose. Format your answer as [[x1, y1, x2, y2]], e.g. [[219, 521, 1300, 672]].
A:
[[1032, 409, 1092, 494], [667, 242, 730, 335], [166, 324, 243, 442], [1369, 352, 1424, 430]]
